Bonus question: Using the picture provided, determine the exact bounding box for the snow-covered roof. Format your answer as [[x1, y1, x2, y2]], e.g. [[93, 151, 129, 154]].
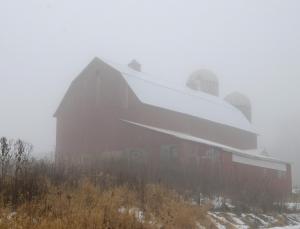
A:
[[100, 58, 257, 134], [121, 119, 288, 171]]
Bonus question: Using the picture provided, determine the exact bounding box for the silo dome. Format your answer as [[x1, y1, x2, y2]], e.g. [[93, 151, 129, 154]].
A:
[[225, 92, 252, 122], [186, 69, 219, 96]]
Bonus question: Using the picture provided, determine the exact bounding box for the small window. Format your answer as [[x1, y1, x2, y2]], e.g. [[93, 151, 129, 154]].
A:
[[160, 145, 178, 161], [127, 149, 145, 160], [277, 170, 285, 179], [203, 147, 219, 161]]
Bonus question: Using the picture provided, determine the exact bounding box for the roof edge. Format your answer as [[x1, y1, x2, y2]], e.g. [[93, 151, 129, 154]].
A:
[[121, 119, 289, 165]]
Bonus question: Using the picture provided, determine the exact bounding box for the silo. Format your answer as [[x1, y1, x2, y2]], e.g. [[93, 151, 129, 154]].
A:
[[224, 92, 252, 122], [186, 69, 219, 96]]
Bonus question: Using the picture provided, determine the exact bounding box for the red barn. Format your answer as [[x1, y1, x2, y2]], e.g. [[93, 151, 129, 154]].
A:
[[54, 57, 292, 197]]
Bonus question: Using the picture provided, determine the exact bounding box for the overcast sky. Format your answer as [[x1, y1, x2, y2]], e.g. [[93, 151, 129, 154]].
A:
[[1, 0, 299, 185]]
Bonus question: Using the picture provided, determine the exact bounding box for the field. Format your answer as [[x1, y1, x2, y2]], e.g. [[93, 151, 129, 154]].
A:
[[0, 137, 300, 228], [1, 178, 300, 229]]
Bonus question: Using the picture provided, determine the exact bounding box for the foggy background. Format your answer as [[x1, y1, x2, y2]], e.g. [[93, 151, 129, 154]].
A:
[[1, 0, 299, 185]]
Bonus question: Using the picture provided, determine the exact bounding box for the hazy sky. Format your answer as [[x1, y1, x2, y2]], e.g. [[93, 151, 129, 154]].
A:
[[1, 0, 300, 185]]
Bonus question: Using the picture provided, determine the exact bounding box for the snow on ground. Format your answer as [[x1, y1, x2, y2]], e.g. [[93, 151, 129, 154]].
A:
[[3, 206, 300, 228], [200, 197, 300, 228], [118, 207, 145, 223], [269, 226, 300, 229], [208, 211, 300, 229], [227, 213, 249, 229], [118, 200, 300, 228], [207, 215, 226, 229]]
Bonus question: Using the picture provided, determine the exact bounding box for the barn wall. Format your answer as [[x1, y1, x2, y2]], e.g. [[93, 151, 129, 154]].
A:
[[175, 141, 292, 197], [228, 157, 292, 198], [55, 59, 258, 161]]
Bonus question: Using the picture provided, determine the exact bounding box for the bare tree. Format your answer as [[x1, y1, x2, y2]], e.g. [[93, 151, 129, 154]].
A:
[[13, 139, 32, 173], [0, 137, 12, 186]]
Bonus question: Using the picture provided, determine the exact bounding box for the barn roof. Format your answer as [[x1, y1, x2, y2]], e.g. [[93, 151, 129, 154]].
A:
[[99, 58, 257, 134], [122, 119, 288, 171]]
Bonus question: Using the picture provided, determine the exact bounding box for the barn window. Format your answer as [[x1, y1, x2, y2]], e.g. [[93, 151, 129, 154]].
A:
[[126, 149, 145, 162], [204, 146, 219, 161], [160, 145, 178, 161], [277, 170, 285, 179]]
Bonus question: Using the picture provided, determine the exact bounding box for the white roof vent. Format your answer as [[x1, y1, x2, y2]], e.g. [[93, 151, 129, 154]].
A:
[[186, 69, 219, 96], [225, 92, 252, 122]]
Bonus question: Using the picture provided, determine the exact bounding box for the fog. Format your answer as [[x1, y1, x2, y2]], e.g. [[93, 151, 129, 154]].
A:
[[0, 0, 299, 185]]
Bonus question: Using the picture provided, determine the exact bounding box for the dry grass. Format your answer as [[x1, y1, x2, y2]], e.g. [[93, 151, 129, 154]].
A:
[[0, 138, 212, 228], [0, 179, 212, 229], [1, 137, 292, 228]]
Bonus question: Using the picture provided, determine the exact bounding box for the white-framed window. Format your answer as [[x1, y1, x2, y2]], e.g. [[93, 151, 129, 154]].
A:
[[126, 148, 145, 161], [203, 146, 219, 161], [160, 145, 178, 161], [277, 170, 286, 179]]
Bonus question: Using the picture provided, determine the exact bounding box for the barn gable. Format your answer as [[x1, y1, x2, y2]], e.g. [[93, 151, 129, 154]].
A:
[[54, 58, 120, 117]]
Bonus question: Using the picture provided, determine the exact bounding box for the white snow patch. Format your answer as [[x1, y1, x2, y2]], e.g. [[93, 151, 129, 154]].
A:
[[212, 198, 223, 209], [269, 225, 300, 229], [118, 207, 144, 223], [7, 212, 17, 220], [129, 208, 144, 222], [244, 213, 269, 226], [208, 215, 226, 229], [196, 222, 206, 229], [227, 213, 249, 229]]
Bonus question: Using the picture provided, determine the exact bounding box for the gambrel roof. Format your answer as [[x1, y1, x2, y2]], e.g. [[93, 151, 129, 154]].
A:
[[100, 57, 257, 134], [55, 57, 257, 134]]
